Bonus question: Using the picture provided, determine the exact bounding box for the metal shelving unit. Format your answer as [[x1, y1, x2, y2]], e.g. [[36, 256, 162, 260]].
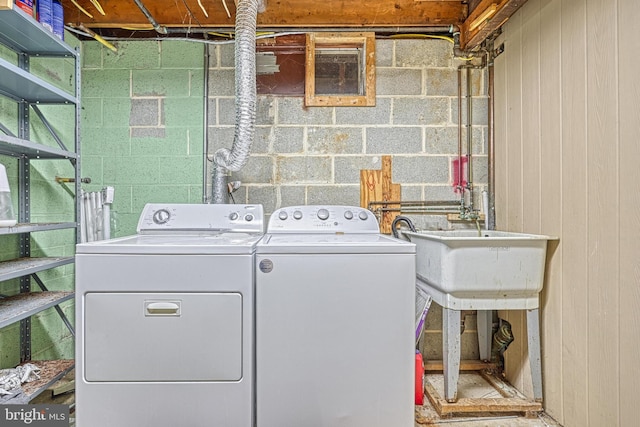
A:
[[0, 291, 74, 329], [0, 57, 78, 104], [0, 3, 80, 402], [0, 133, 79, 160]]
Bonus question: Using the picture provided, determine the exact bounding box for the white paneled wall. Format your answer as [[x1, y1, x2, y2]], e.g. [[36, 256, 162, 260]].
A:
[[494, 0, 640, 425]]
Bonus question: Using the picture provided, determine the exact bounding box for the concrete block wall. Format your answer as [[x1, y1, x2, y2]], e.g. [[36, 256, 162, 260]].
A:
[[206, 38, 489, 231], [81, 40, 205, 236], [205, 38, 489, 361]]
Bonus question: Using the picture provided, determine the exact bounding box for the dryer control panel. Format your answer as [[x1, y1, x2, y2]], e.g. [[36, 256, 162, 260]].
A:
[[137, 203, 264, 233], [267, 205, 380, 234]]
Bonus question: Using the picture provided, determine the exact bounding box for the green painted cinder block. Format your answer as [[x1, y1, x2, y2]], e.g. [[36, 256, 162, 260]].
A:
[[0, 98, 18, 133], [82, 69, 131, 98], [189, 186, 204, 204], [103, 156, 160, 185], [103, 97, 133, 125], [30, 56, 76, 95], [82, 41, 102, 69], [79, 39, 208, 239], [0, 234, 19, 259], [103, 40, 161, 70], [30, 308, 74, 360], [31, 229, 76, 253], [113, 212, 142, 237], [132, 185, 193, 212], [80, 156, 104, 183], [0, 324, 20, 369], [161, 41, 205, 68], [0, 42, 16, 62], [81, 127, 131, 157], [81, 98, 104, 127], [130, 127, 191, 156], [189, 69, 205, 96], [105, 184, 133, 215], [164, 97, 204, 127], [158, 156, 202, 184], [132, 69, 192, 97]]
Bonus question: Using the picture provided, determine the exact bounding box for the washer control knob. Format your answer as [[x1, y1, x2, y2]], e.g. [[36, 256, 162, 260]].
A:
[[293, 210, 303, 220], [152, 209, 171, 224], [317, 208, 330, 220], [344, 210, 354, 220], [358, 210, 369, 221], [244, 214, 254, 222], [229, 212, 239, 221], [278, 211, 288, 220]]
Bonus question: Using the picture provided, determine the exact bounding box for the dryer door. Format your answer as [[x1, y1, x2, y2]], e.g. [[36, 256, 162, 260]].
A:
[[84, 292, 242, 382]]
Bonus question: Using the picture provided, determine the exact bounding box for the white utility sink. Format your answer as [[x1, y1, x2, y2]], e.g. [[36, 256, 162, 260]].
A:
[[403, 230, 556, 310]]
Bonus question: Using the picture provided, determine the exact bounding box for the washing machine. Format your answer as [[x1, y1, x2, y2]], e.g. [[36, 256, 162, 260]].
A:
[[255, 205, 416, 427], [75, 203, 263, 427]]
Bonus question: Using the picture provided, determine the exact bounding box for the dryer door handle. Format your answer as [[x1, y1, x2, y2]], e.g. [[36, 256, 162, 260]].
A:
[[145, 301, 181, 316]]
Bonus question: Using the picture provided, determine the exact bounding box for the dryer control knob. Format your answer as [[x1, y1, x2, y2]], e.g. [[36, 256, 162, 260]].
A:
[[229, 212, 239, 221], [293, 210, 303, 220], [344, 210, 354, 220], [317, 208, 330, 220], [278, 211, 288, 220], [152, 209, 171, 224], [358, 210, 369, 221], [245, 214, 254, 222]]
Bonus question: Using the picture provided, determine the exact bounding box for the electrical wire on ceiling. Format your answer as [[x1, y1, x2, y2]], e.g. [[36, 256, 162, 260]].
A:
[[64, 25, 305, 45]]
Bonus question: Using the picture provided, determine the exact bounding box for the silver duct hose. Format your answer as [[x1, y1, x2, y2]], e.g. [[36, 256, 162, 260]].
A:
[[212, 0, 259, 204]]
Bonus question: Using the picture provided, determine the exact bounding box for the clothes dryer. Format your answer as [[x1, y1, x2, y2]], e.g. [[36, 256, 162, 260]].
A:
[[75, 203, 263, 427]]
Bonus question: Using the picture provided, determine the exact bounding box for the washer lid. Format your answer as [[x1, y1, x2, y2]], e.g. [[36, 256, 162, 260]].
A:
[[76, 232, 264, 254], [256, 233, 415, 254]]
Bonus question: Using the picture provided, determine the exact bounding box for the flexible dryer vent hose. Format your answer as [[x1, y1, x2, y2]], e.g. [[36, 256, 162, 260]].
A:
[[212, 0, 259, 203]]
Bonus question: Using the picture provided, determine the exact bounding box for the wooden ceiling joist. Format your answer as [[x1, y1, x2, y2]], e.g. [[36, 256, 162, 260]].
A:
[[62, 0, 467, 31], [460, 0, 528, 49]]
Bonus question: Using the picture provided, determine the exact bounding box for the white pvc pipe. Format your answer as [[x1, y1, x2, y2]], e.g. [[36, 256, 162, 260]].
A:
[[102, 203, 111, 240], [80, 191, 87, 243]]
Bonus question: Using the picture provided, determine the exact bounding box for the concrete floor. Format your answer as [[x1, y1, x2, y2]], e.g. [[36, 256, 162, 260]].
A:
[[416, 412, 561, 427]]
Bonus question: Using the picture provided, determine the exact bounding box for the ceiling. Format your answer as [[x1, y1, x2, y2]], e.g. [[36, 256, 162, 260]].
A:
[[61, 0, 527, 49]]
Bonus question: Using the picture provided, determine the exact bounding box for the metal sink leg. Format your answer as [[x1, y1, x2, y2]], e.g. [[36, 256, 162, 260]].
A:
[[443, 307, 461, 402]]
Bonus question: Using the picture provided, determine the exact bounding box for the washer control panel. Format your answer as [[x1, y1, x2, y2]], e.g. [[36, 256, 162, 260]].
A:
[[137, 203, 264, 233], [267, 205, 379, 234]]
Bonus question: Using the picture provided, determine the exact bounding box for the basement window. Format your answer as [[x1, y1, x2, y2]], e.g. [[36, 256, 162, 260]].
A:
[[305, 32, 376, 107]]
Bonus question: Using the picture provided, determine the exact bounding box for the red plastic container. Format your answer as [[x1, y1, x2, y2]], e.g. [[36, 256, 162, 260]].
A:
[[415, 350, 424, 405]]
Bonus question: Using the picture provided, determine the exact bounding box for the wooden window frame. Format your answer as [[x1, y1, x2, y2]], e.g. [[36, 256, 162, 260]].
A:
[[305, 32, 376, 107]]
